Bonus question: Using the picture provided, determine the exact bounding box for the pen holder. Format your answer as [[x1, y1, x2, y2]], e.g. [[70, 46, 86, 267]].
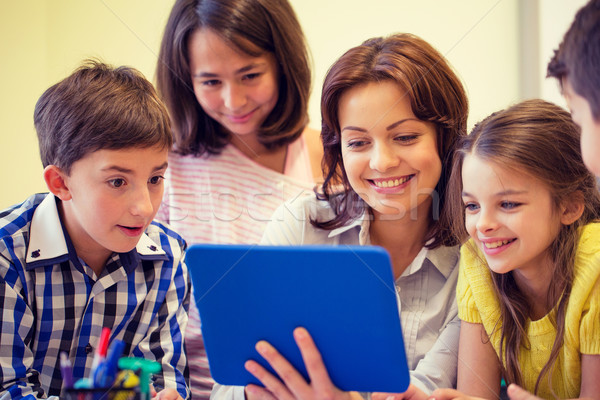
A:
[[62, 387, 139, 400]]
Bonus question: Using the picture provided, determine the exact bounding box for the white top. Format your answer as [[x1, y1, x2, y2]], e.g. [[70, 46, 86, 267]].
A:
[[211, 193, 460, 399], [157, 137, 314, 244]]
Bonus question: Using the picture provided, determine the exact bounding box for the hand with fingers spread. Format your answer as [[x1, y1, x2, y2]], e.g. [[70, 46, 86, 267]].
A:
[[244, 327, 362, 400]]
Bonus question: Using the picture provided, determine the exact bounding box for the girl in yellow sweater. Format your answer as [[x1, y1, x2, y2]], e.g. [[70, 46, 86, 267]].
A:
[[433, 99, 600, 400]]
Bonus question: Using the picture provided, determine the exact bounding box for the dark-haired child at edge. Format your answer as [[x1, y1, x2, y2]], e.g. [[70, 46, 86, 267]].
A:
[[547, 0, 600, 177], [213, 32, 469, 400], [0, 60, 190, 400], [430, 100, 600, 400], [155, 1, 322, 398]]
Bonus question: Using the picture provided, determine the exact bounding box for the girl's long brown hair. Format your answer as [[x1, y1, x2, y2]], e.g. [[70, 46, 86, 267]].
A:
[[447, 99, 600, 393], [156, 0, 311, 155]]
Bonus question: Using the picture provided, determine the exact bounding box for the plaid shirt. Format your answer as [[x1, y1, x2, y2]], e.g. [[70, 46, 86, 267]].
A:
[[0, 193, 191, 399]]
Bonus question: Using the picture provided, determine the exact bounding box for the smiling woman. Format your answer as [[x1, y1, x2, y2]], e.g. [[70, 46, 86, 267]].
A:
[[338, 81, 442, 226], [210, 32, 470, 400]]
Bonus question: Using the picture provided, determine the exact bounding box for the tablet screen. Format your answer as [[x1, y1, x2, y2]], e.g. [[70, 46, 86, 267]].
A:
[[185, 244, 410, 393]]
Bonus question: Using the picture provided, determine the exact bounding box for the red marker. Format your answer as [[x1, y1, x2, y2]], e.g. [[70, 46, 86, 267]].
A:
[[89, 327, 111, 383]]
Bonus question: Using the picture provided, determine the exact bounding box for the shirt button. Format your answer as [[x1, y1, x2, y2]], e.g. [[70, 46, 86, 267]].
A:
[[85, 343, 93, 354]]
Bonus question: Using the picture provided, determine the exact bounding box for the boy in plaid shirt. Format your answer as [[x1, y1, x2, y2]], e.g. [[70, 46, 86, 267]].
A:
[[0, 60, 190, 399]]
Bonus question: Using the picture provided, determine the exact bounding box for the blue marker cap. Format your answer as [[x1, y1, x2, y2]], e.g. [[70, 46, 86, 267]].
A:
[[94, 339, 125, 388]]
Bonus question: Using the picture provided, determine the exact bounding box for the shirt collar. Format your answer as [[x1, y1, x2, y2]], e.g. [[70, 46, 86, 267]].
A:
[[325, 209, 457, 278], [327, 211, 372, 245], [403, 242, 458, 279], [26, 194, 167, 271]]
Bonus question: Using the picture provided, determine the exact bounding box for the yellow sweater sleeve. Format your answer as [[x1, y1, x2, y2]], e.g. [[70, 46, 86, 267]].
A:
[[574, 226, 600, 355], [457, 242, 482, 323], [457, 241, 502, 328]]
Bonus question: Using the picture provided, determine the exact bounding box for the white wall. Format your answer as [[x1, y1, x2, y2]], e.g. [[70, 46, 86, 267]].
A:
[[0, 1, 588, 208], [538, 0, 588, 107], [290, 0, 521, 132]]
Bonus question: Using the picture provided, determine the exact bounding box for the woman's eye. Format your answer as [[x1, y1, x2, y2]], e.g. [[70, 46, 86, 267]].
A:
[[395, 135, 418, 143], [108, 178, 125, 188], [346, 140, 368, 149]]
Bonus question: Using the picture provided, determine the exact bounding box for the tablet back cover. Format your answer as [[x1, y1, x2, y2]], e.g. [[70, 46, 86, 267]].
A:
[[186, 244, 410, 393]]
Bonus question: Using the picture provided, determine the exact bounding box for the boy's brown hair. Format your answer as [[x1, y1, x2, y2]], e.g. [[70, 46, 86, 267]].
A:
[[34, 59, 172, 174], [547, 0, 600, 119]]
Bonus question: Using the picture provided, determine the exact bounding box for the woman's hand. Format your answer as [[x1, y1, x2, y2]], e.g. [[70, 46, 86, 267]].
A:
[[506, 384, 542, 400], [428, 388, 487, 400], [372, 384, 428, 400], [244, 327, 360, 400], [153, 387, 183, 400]]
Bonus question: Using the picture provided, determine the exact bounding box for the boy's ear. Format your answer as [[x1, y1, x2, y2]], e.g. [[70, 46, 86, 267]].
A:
[[560, 190, 585, 225], [43, 165, 72, 201]]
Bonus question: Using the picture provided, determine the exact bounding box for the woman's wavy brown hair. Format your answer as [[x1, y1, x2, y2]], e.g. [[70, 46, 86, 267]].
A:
[[314, 33, 468, 249], [446, 99, 600, 393]]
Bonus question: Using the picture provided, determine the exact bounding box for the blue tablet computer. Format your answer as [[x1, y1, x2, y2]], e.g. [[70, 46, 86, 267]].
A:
[[185, 244, 410, 393]]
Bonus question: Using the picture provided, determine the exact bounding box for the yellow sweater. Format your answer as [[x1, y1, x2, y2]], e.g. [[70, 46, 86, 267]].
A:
[[458, 223, 600, 398]]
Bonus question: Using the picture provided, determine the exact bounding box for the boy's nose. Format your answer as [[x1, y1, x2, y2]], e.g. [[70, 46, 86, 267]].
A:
[[130, 189, 154, 218]]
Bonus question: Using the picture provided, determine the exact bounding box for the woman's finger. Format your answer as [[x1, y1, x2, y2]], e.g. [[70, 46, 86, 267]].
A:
[[245, 358, 295, 400], [293, 327, 336, 393]]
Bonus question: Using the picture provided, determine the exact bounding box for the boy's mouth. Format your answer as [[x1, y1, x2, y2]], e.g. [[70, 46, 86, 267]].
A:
[[118, 225, 144, 237]]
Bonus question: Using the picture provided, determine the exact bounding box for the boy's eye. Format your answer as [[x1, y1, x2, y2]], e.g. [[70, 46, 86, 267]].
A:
[[108, 178, 125, 188], [149, 175, 164, 185]]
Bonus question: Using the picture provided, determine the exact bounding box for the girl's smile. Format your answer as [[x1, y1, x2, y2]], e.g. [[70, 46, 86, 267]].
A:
[[479, 237, 517, 255], [461, 154, 563, 276]]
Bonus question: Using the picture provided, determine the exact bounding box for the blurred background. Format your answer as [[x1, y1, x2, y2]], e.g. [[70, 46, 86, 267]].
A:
[[0, 0, 586, 207]]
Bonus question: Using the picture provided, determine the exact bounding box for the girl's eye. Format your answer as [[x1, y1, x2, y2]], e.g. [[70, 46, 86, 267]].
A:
[[108, 178, 125, 188], [464, 202, 479, 212], [202, 79, 221, 87], [242, 73, 261, 81], [501, 201, 521, 210], [149, 175, 164, 185]]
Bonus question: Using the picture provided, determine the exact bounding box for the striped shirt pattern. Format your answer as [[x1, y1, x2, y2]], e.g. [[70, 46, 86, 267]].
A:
[[0, 193, 191, 399], [157, 140, 314, 400], [157, 141, 315, 245]]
